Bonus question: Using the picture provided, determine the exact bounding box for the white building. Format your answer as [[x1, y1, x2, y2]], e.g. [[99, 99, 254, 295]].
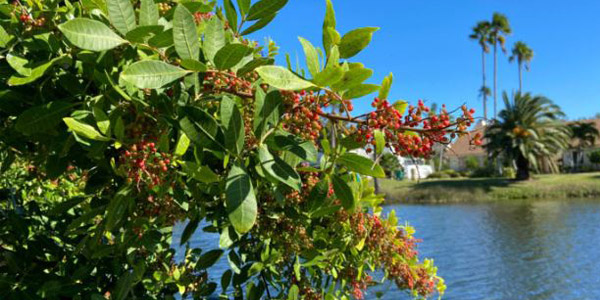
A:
[[350, 149, 434, 180]]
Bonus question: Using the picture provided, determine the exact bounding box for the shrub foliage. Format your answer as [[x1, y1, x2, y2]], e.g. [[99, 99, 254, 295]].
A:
[[0, 0, 477, 299]]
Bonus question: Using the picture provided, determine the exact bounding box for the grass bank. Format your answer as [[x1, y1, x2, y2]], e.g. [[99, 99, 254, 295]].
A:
[[379, 172, 600, 203]]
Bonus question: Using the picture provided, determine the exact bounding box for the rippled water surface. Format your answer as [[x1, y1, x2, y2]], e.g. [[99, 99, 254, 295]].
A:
[[174, 199, 600, 300]]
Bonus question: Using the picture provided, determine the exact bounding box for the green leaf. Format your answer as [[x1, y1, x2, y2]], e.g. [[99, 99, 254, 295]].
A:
[[93, 106, 110, 135], [114, 117, 125, 140], [258, 144, 301, 190], [288, 285, 299, 300], [338, 27, 378, 59], [121, 60, 190, 89], [174, 132, 191, 156], [237, 0, 251, 17], [180, 161, 219, 183], [125, 25, 163, 43], [378, 73, 393, 99], [15, 101, 73, 135], [393, 100, 408, 115], [139, 0, 159, 26], [106, 0, 137, 35], [374, 129, 385, 155], [113, 272, 135, 300], [344, 83, 379, 99], [253, 90, 281, 137], [240, 13, 276, 35], [337, 153, 385, 178], [105, 187, 132, 231], [331, 63, 373, 91], [198, 249, 224, 269], [268, 132, 317, 162], [322, 0, 336, 55], [8, 56, 69, 86], [180, 217, 199, 245], [173, 4, 200, 60], [313, 46, 343, 86], [6, 54, 31, 76], [246, 0, 287, 21], [221, 269, 233, 292], [226, 163, 257, 234], [204, 17, 226, 63], [148, 28, 173, 48], [224, 0, 238, 32], [298, 37, 320, 77], [179, 106, 222, 149], [255, 65, 315, 90], [237, 57, 274, 76], [307, 180, 329, 212], [63, 117, 111, 141], [313, 64, 343, 87], [59, 18, 127, 51], [331, 175, 355, 210], [214, 44, 253, 70], [180, 59, 207, 72], [220, 96, 245, 154], [0, 25, 11, 48]]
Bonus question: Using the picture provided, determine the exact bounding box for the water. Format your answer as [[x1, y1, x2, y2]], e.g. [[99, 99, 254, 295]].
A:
[[174, 199, 600, 299]]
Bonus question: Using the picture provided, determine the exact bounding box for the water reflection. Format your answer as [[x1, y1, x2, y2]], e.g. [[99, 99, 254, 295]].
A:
[[174, 200, 600, 300], [387, 200, 600, 300]]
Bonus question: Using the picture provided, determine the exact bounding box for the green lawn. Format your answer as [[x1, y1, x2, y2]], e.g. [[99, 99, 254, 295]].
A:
[[379, 172, 600, 203]]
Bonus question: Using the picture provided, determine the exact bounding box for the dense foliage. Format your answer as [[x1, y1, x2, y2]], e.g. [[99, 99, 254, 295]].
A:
[[379, 153, 401, 178], [0, 0, 477, 298], [485, 92, 569, 180]]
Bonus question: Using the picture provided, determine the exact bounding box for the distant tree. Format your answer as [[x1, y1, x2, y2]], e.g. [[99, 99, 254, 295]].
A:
[[589, 150, 600, 169], [470, 21, 492, 120], [509, 41, 534, 93], [380, 153, 402, 177], [488, 13, 512, 119], [465, 155, 480, 170], [485, 92, 570, 180], [569, 122, 600, 170]]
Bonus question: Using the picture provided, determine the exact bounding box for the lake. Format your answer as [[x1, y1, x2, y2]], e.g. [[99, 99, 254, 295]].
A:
[[174, 199, 600, 299]]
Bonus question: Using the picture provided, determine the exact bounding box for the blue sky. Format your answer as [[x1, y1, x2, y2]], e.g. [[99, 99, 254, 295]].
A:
[[247, 0, 600, 120]]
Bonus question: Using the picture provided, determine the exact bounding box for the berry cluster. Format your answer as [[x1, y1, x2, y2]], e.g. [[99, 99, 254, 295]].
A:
[[120, 138, 174, 190], [284, 168, 321, 204], [158, 2, 172, 14], [353, 98, 475, 158], [193, 12, 212, 23], [350, 275, 372, 300], [13, 6, 45, 27], [280, 90, 324, 142], [203, 71, 253, 96], [333, 210, 441, 298]]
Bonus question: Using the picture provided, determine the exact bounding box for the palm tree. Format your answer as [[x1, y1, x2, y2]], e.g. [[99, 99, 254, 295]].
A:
[[509, 41, 534, 93], [479, 86, 491, 116], [470, 21, 492, 120], [488, 13, 511, 119], [568, 121, 600, 170], [485, 92, 570, 180]]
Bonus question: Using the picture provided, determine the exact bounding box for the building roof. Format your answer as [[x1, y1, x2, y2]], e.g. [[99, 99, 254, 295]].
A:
[[447, 118, 600, 158], [445, 126, 486, 158], [567, 118, 600, 147]]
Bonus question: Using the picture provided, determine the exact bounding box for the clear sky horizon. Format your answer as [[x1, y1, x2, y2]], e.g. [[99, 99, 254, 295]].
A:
[[246, 0, 600, 121]]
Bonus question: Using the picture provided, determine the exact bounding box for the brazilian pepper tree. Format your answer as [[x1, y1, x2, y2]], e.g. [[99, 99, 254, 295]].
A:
[[0, 0, 479, 299]]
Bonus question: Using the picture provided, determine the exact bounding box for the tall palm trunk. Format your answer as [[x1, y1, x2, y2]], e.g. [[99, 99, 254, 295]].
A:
[[493, 42, 497, 119], [518, 60, 522, 93], [372, 150, 380, 193], [481, 49, 488, 120], [516, 153, 530, 180]]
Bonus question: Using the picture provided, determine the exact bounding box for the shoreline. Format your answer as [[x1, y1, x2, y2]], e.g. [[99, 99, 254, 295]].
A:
[[379, 172, 600, 204]]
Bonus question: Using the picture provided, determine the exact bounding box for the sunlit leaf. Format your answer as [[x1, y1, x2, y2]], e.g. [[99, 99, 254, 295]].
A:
[[59, 18, 127, 51]]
